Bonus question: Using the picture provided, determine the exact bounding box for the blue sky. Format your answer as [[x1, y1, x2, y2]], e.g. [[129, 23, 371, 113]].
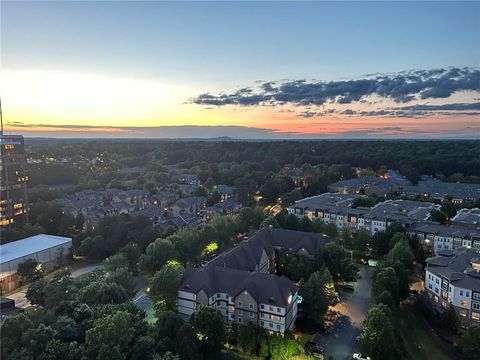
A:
[[1, 1, 479, 138]]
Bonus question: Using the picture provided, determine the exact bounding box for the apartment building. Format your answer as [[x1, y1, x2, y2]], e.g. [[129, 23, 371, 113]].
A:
[[0, 133, 29, 228], [402, 175, 480, 204], [409, 222, 480, 254], [178, 266, 298, 333], [288, 193, 438, 236], [425, 248, 480, 325], [178, 227, 330, 334]]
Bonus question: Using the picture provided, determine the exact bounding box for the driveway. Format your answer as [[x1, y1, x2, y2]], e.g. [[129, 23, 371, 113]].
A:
[[313, 265, 374, 360], [5, 262, 103, 309]]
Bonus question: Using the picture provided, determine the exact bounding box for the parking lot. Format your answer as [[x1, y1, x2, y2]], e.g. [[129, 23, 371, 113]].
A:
[[312, 265, 374, 360]]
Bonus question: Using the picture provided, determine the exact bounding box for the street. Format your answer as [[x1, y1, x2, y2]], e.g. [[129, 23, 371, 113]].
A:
[[313, 265, 374, 360]]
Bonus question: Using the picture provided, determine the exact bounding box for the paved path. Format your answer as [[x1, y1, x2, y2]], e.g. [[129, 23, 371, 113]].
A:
[[6, 262, 103, 309], [313, 265, 374, 360]]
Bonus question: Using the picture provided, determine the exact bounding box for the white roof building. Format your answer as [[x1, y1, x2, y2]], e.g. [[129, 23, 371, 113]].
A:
[[0, 234, 72, 292]]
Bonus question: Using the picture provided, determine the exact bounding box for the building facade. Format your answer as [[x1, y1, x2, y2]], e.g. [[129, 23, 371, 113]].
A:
[[424, 248, 480, 325], [178, 228, 329, 334], [0, 134, 29, 228], [288, 194, 438, 236], [0, 234, 72, 292]]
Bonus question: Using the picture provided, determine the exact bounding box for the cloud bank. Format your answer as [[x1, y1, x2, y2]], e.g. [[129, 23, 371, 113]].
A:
[[191, 68, 480, 116]]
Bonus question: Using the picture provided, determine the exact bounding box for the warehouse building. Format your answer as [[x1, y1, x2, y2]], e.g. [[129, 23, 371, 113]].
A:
[[0, 234, 72, 292]]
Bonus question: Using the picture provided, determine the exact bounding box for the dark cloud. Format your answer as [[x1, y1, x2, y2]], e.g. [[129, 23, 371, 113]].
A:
[[297, 102, 480, 118], [192, 67, 480, 107]]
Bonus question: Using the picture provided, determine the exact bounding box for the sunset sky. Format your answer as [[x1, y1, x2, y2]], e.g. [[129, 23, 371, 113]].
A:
[[1, 1, 479, 139]]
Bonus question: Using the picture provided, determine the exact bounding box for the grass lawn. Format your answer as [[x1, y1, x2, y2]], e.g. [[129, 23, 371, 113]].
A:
[[399, 305, 454, 360]]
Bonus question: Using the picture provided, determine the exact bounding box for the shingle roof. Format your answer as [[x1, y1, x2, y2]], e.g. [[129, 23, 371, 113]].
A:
[[426, 248, 480, 291]]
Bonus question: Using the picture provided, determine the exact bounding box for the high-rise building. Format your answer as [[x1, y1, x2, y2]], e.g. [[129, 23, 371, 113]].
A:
[[0, 100, 29, 228]]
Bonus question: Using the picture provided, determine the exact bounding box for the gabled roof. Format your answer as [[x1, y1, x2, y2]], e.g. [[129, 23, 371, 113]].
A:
[[180, 266, 298, 307]]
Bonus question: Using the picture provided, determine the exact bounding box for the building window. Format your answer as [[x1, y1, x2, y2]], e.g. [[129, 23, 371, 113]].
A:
[[472, 302, 480, 310], [249, 312, 254, 318], [460, 290, 464, 296], [260, 304, 265, 309], [269, 323, 273, 328], [249, 303, 254, 310], [217, 294, 220, 298], [276, 308, 281, 313], [237, 301, 243, 307], [277, 324, 281, 330], [260, 321, 264, 326], [428, 284, 433, 290], [466, 291, 470, 297], [238, 310, 243, 315], [269, 306, 273, 312], [238, 317, 242, 323], [472, 312, 480, 321]]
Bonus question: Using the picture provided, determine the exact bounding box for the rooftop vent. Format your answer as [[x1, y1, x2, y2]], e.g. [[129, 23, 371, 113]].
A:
[[268, 297, 276, 303]]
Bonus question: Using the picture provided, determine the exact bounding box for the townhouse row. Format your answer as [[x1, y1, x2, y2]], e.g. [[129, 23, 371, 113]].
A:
[[287, 193, 438, 236]]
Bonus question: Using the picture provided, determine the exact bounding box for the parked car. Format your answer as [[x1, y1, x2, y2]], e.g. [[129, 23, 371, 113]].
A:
[[316, 322, 332, 334], [305, 341, 325, 356], [353, 354, 371, 360], [340, 283, 355, 291]]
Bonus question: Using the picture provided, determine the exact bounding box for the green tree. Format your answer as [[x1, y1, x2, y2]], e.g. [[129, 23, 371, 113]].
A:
[[17, 258, 43, 284], [238, 324, 265, 356], [429, 209, 447, 224], [79, 281, 128, 306], [190, 307, 226, 357], [0, 314, 34, 358], [21, 323, 56, 356], [153, 311, 185, 354], [376, 290, 396, 312], [442, 304, 460, 335], [372, 266, 399, 303], [150, 262, 185, 311], [130, 335, 156, 360], [176, 324, 202, 360], [53, 316, 77, 342], [41, 340, 85, 360], [138, 238, 177, 274], [323, 242, 358, 280], [460, 325, 480, 360], [359, 304, 396, 360], [301, 271, 329, 322], [260, 216, 280, 229], [85, 310, 137, 359], [386, 239, 414, 271], [266, 335, 299, 360], [283, 213, 298, 230], [26, 278, 47, 307]]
